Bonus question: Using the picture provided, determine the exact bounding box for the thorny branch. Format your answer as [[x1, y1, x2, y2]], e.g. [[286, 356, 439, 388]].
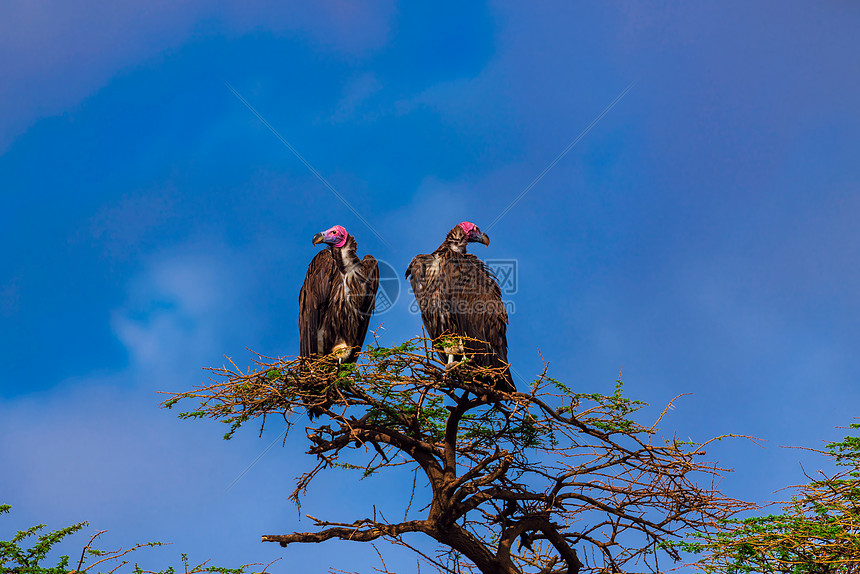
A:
[[678, 422, 860, 573], [162, 337, 753, 574]]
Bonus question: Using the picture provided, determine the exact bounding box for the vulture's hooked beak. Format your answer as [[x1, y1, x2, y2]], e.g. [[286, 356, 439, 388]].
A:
[[312, 232, 325, 245], [476, 232, 490, 246]]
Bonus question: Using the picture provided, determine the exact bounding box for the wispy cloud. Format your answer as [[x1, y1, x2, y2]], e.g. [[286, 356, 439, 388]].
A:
[[0, 1, 396, 152], [111, 243, 261, 383]]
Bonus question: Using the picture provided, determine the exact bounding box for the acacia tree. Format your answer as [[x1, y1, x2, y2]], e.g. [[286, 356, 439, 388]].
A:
[[0, 504, 268, 574], [163, 338, 751, 574], [677, 422, 860, 573]]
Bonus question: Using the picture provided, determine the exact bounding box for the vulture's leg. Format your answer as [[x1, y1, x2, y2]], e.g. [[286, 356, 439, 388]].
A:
[[443, 338, 465, 368], [332, 342, 351, 364]]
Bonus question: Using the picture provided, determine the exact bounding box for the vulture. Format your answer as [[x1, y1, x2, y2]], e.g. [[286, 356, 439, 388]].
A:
[[299, 225, 379, 418], [405, 221, 514, 392]]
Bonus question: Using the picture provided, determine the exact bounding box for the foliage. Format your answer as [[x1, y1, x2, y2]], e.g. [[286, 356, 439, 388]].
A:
[[164, 337, 752, 574], [677, 422, 860, 573], [0, 505, 273, 574]]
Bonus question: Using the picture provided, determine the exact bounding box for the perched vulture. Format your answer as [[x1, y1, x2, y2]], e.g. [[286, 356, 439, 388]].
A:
[[298, 225, 379, 417], [405, 221, 514, 392]]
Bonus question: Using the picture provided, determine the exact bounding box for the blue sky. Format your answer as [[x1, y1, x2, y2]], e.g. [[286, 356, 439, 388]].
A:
[[2, 1, 859, 571]]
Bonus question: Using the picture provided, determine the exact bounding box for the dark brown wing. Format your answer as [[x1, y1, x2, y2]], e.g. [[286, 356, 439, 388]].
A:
[[298, 250, 336, 358], [406, 253, 448, 341], [450, 254, 510, 360], [353, 254, 380, 351], [444, 254, 513, 391]]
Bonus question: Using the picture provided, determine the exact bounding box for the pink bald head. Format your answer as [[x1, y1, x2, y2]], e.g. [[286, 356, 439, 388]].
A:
[[458, 221, 478, 235], [327, 225, 348, 248], [456, 221, 490, 246], [313, 225, 349, 248]]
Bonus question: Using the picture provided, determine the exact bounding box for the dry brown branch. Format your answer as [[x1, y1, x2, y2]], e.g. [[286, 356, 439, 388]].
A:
[[162, 337, 754, 574]]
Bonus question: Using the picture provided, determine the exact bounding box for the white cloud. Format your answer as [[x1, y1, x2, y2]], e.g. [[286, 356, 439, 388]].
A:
[[110, 240, 266, 386], [0, 238, 297, 568]]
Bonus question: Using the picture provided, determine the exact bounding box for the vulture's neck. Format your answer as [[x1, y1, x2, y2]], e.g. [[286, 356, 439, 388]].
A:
[[331, 235, 361, 272], [436, 228, 469, 254]]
